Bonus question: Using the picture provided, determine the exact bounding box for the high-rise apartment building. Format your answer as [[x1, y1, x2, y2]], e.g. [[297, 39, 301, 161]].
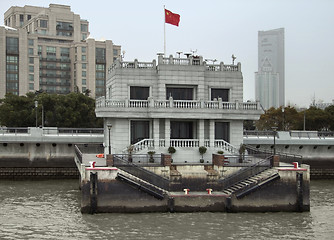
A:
[[0, 4, 121, 98], [255, 28, 284, 109]]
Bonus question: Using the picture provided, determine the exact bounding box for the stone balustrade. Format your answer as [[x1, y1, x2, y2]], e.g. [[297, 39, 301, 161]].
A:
[[96, 97, 260, 111], [108, 55, 241, 73]]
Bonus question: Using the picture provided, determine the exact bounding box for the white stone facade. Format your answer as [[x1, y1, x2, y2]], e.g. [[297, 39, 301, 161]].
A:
[[96, 55, 263, 163]]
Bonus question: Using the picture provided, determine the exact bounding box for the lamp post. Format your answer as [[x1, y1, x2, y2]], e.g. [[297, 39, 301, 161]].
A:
[[282, 107, 285, 131], [107, 124, 112, 155], [34, 100, 38, 128], [272, 126, 278, 155]]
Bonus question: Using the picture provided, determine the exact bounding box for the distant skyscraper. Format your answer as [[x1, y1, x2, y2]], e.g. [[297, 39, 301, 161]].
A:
[[255, 28, 284, 109]]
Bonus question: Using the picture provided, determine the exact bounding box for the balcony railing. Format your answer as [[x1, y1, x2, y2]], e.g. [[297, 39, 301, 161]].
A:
[[96, 97, 260, 111], [124, 138, 238, 154]]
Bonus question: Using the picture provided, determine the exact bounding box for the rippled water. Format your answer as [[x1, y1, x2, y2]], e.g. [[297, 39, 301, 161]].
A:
[[0, 180, 333, 240]]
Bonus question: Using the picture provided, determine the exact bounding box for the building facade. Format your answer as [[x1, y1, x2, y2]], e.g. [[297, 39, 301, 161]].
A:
[[255, 28, 284, 109], [96, 55, 263, 163], [0, 4, 121, 98]]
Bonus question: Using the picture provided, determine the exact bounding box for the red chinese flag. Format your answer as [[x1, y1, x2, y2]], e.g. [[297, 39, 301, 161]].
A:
[[165, 9, 180, 26]]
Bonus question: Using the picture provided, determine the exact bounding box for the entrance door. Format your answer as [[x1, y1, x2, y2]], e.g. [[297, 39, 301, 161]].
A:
[[171, 121, 193, 139], [215, 122, 230, 142], [131, 121, 149, 144]]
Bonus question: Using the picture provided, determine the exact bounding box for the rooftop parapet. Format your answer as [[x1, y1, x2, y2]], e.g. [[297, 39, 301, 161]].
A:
[[108, 55, 241, 74]]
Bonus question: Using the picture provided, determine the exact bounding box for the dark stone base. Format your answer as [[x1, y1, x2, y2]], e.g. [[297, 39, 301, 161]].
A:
[[0, 167, 79, 180]]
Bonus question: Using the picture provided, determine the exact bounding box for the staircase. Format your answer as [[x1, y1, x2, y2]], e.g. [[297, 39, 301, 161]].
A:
[[113, 155, 170, 199], [116, 170, 167, 200], [222, 168, 280, 198]]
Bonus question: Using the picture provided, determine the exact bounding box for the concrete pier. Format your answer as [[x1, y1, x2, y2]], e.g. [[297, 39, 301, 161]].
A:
[[77, 154, 310, 213]]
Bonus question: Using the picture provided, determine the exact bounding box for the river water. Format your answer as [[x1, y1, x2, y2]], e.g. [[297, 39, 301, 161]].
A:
[[0, 180, 333, 240]]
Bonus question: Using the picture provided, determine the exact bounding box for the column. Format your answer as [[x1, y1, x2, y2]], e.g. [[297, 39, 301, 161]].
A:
[[198, 119, 205, 146], [153, 118, 160, 148], [165, 118, 170, 147], [209, 120, 215, 147]]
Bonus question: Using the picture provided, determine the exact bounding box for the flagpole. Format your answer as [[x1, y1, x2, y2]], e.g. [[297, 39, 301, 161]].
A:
[[164, 5, 166, 57]]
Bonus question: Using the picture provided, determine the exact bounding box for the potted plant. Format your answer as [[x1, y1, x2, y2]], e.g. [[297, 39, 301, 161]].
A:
[[148, 151, 155, 163], [127, 145, 134, 162], [239, 144, 246, 163], [168, 146, 176, 163], [199, 146, 207, 163], [217, 150, 224, 155]]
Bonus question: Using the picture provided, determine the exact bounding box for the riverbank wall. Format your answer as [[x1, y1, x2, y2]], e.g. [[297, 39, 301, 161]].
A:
[[79, 162, 310, 213]]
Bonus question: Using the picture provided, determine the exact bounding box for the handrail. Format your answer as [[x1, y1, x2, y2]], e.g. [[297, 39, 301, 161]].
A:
[[113, 154, 170, 191], [219, 157, 271, 191], [244, 145, 302, 165]]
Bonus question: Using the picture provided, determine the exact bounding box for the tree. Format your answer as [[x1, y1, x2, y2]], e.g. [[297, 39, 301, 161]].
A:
[[256, 106, 304, 131], [302, 106, 330, 131], [0, 92, 103, 128], [325, 105, 334, 131]]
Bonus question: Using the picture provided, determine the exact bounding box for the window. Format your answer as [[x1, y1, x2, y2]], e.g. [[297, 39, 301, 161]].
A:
[[96, 72, 105, 79], [28, 48, 34, 55], [82, 71, 86, 77], [211, 88, 229, 101], [82, 63, 86, 69], [6, 65, 18, 71], [131, 121, 149, 144], [171, 121, 193, 139], [82, 55, 86, 61], [38, 45, 42, 55], [29, 66, 34, 72], [96, 64, 104, 71], [29, 57, 34, 64], [96, 48, 105, 62], [29, 74, 34, 81], [81, 24, 88, 32], [56, 21, 73, 30], [46, 46, 56, 54], [96, 80, 105, 86], [40, 19, 48, 28], [215, 122, 230, 142], [6, 73, 18, 80], [28, 39, 34, 46], [113, 49, 118, 56], [29, 83, 34, 90], [82, 34, 87, 40], [166, 87, 193, 100], [82, 79, 86, 85], [27, 15, 31, 20], [130, 86, 149, 100], [6, 55, 18, 63], [20, 14, 24, 26], [82, 47, 86, 53], [6, 37, 19, 54]]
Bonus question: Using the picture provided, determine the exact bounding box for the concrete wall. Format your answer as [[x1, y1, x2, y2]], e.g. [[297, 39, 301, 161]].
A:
[[80, 165, 310, 213]]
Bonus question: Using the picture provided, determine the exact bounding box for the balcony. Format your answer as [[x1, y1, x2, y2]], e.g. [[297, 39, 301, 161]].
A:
[[95, 97, 262, 120]]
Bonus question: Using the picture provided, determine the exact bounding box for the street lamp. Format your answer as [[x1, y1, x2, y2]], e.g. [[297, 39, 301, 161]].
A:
[[107, 124, 112, 155], [272, 126, 278, 156], [282, 107, 285, 131], [34, 100, 38, 128]]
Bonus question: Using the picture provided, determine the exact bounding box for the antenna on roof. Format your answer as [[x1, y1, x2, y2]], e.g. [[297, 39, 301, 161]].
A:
[[232, 54, 236, 65]]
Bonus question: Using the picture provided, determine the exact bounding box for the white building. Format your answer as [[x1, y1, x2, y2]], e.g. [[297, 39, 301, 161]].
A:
[[96, 54, 263, 163], [255, 28, 285, 109]]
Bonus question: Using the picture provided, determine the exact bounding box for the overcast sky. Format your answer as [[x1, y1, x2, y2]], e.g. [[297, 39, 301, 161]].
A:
[[1, 0, 333, 108]]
